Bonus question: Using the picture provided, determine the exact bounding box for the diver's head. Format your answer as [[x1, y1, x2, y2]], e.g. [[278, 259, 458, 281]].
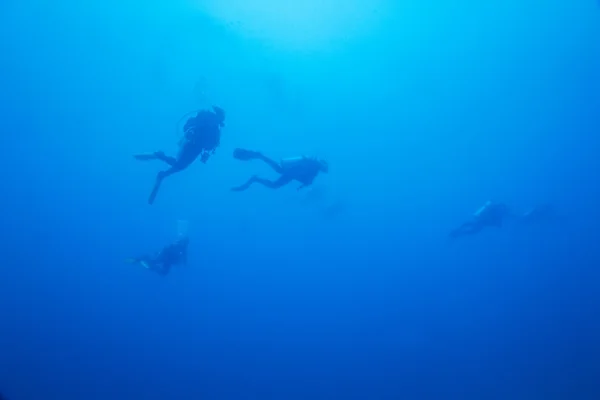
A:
[[318, 159, 329, 173], [212, 105, 225, 127]]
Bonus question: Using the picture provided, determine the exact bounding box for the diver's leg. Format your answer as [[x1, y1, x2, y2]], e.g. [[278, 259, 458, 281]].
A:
[[462, 223, 484, 236], [231, 175, 293, 192], [233, 148, 283, 173], [467, 223, 484, 235], [231, 175, 258, 192], [147, 146, 200, 204], [449, 222, 479, 239], [256, 154, 284, 174], [148, 174, 164, 205], [134, 151, 177, 166], [148, 167, 182, 205], [449, 226, 463, 240], [253, 175, 293, 189], [154, 152, 177, 166]]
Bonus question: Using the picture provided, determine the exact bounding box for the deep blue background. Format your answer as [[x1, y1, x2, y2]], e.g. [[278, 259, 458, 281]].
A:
[[1, 1, 599, 399]]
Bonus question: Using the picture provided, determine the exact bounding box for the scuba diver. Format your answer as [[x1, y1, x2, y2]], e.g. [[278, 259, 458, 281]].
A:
[[134, 106, 225, 205], [126, 236, 189, 276], [449, 201, 512, 240], [231, 148, 329, 192]]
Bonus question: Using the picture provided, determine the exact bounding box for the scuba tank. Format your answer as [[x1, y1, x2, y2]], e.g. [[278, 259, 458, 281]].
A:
[[177, 106, 224, 140], [473, 201, 492, 218], [280, 156, 306, 170]]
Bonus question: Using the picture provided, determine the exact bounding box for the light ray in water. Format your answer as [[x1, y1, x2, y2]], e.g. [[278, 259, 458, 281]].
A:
[[194, 0, 387, 49]]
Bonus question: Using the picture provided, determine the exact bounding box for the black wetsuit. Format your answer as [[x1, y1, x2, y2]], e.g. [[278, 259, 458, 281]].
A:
[[231, 149, 325, 191], [135, 108, 224, 204]]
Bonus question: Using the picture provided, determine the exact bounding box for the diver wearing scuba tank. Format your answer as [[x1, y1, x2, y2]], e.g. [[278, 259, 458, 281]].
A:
[[230, 148, 329, 192], [126, 236, 189, 276], [449, 201, 512, 240], [133, 106, 225, 205]]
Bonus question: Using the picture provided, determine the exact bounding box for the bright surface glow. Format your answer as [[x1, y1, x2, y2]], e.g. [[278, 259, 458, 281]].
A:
[[196, 0, 386, 49]]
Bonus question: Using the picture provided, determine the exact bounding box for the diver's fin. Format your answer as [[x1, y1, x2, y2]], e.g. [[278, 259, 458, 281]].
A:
[[233, 148, 259, 161], [148, 177, 163, 205], [148, 172, 166, 205], [134, 153, 157, 161]]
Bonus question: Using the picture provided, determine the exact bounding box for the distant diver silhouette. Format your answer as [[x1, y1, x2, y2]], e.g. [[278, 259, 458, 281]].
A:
[[231, 148, 328, 192], [134, 106, 225, 204]]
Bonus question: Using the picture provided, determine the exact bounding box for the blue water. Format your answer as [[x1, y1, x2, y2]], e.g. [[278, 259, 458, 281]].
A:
[[1, 1, 599, 399]]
